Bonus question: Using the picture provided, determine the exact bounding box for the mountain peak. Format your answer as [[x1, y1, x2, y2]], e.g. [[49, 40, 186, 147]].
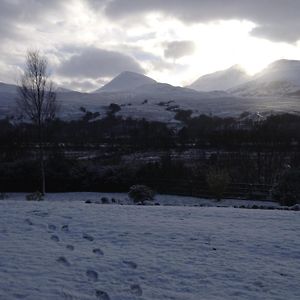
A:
[[254, 59, 300, 83], [228, 64, 245, 72], [230, 59, 300, 97], [95, 71, 157, 93], [270, 59, 300, 66], [189, 65, 250, 92]]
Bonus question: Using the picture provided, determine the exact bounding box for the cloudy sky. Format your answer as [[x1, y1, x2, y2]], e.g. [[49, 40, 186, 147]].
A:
[[1, 0, 300, 92]]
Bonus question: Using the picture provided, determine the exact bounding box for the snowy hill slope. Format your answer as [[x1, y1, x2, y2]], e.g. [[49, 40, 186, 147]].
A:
[[189, 65, 250, 92], [95, 71, 157, 93], [0, 81, 18, 94], [1, 83, 299, 122]]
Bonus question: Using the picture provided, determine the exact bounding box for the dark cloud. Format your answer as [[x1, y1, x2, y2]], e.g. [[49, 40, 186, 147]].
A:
[[114, 44, 174, 70], [0, 0, 71, 46], [57, 47, 144, 79], [103, 0, 300, 43], [164, 41, 195, 60]]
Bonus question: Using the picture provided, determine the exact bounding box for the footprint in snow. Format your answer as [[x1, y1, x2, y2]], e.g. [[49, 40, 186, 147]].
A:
[[66, 244, 74, 251], [50, 235, 60, 242], [123, 260, 137, 269], [130, 284, 143, 296], [86, 269, 98, 282], [25, 218, 33, 225], [96, 290, 110, 300], [83, 233, 94, 241], [48, 224, 57, 231], [61, 225, 69, 232], [56, 256, 71, 267], [93, 248, 104, 256]]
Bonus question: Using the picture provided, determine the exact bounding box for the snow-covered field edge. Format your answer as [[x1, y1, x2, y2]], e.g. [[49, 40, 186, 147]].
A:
[[2, 192, 299, 210]]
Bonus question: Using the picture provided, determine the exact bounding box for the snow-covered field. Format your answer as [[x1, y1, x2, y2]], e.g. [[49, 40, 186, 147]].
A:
[[0, 195, 299, 300]]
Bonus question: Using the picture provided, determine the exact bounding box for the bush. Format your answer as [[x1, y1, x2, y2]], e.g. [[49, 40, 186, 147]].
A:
[[272, 169, 300, 206], [206, 168, 230, 201], [26, 191, 44, 201], [107, 103, 121, 116], [101, 197, 110, 204], [128, 185, 155, 204]]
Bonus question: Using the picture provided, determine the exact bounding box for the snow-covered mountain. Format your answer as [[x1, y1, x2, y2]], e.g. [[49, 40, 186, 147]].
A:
[[230, 60, 300, 97], [189, 65, 250, 92], [0, 82, 18, 94], [94, 71, 157, 93], [1, 62, 300, 122], [56, 86, 74, 93]]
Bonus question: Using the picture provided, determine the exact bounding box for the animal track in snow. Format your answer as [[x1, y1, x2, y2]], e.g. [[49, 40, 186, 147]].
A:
[[56, 256, 71, 267], [48, 224, 57, 231], [95, 290, 110, 300], [50, 235, 60, 242], [86, 269, 98, 282], [61, 225, 69, 232], [25, 218, 33, 225], [66, 244, 74, 251], [83, 233, 94, 241], [123, 260, 137, 269], [130, 284, 143, 296], [93, 248, 104, 256]]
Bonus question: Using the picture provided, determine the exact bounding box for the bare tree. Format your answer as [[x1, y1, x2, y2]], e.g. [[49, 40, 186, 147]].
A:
[[17, 50, 58, 195]]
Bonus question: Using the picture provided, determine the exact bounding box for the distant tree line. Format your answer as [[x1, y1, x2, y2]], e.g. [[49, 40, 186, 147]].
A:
[[0, 112, 300, 204], [1, 112, 300, 151]]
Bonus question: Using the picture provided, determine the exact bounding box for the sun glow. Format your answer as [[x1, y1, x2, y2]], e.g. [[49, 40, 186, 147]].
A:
[[138, 17, 300, 86], [2, 3, 300, 91]]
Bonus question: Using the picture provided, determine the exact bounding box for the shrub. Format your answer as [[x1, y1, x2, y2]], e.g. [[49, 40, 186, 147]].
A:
[[26, 191, 44, 201], [108, 103, 121, 115], [206, 169, 230, 201], [128, 185, 155, 204], [272, 169, 300, 206], [101, 197, 110, 204]]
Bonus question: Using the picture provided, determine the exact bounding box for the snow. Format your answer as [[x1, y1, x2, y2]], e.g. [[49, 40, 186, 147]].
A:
[[230, 59, 300, 97], [1, 69, 300, 122], [189, 65, 250, 92], [0, 194, 299, 300], [94, 72, 157, 93]]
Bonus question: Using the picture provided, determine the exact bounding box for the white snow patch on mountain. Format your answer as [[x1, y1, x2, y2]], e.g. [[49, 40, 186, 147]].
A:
[[230, 60, 300, 97], [95, 71, 157, 93], [189, 65, 251, 92]]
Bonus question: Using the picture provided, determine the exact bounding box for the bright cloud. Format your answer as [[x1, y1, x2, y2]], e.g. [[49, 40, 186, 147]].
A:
[[0, 0, 300, 91]]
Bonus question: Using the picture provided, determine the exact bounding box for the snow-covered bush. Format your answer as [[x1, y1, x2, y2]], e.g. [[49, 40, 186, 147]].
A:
[[206, 169, 230, 201], [272, 169, 300, 206], [128, 185, 155, 204], [26, 191, 44, 201]]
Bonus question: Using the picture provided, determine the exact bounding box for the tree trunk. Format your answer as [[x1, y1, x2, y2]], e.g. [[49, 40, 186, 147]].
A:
[[38, 123, 46, 195], [40, 146, 46, 195]]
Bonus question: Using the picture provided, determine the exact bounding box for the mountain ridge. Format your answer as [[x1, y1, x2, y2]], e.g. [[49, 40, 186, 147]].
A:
[[188, 65, 251, 92], [230, 59, 300, 97]]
